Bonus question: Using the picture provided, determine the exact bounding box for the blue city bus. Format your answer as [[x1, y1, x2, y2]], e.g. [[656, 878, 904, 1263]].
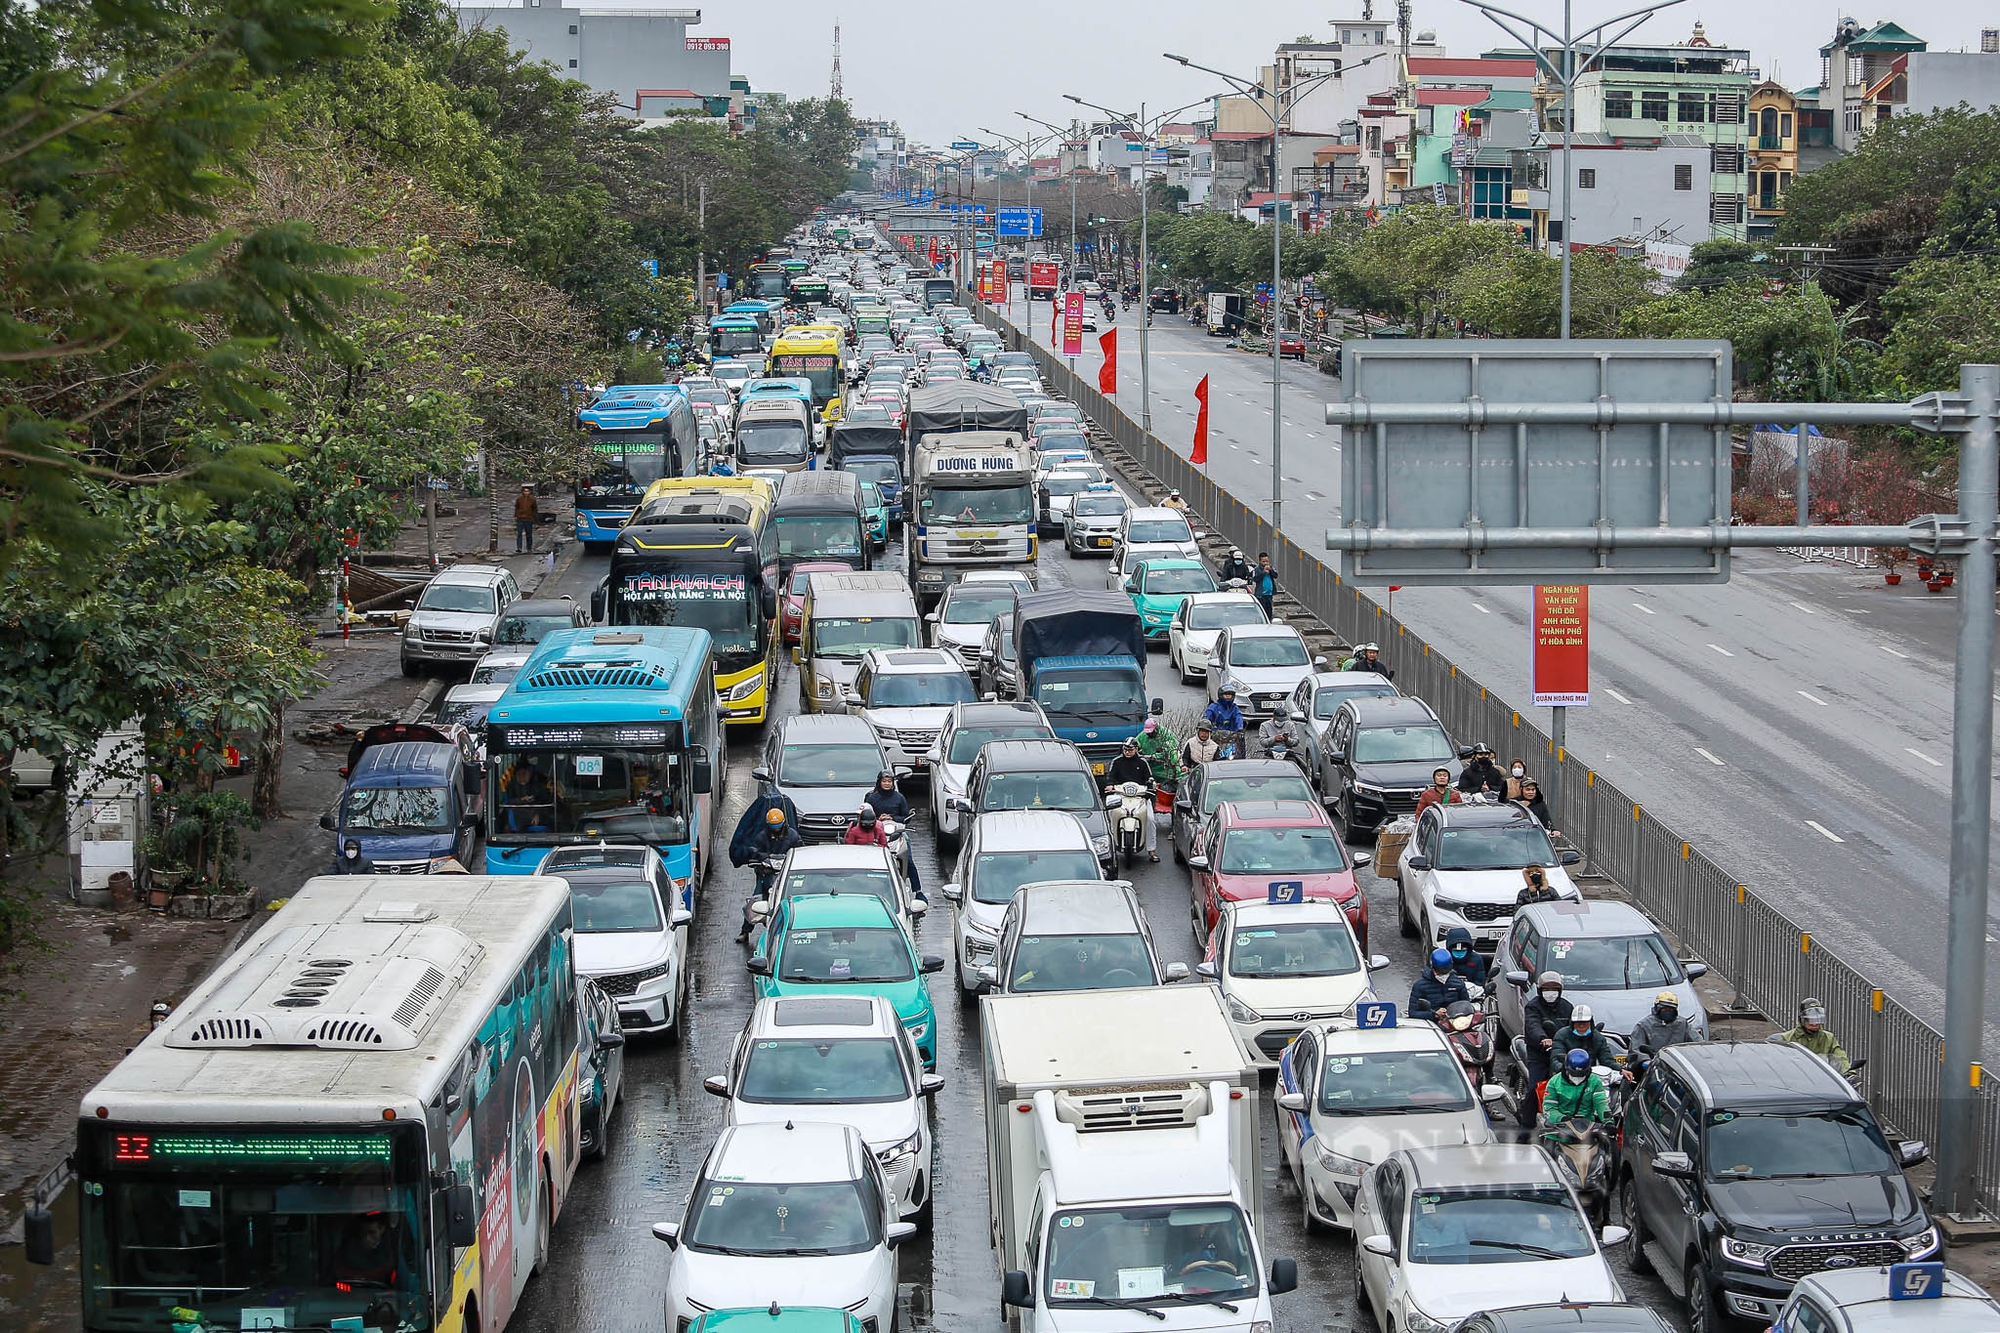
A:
[[484, 627, 724, 898], [574, 385, 700, 547], [724, 299, 783, 340], [708, 314, 762, 358]]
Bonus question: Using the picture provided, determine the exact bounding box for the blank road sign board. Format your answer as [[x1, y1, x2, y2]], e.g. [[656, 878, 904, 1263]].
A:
[[1336, 340, 1734, 586]]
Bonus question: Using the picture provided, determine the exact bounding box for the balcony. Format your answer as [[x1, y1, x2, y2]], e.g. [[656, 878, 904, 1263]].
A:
[[1757, 134, 1784, 150]]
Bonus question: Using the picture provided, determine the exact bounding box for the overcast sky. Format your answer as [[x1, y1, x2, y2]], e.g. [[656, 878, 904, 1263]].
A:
[[575, 0, 1994, 146]]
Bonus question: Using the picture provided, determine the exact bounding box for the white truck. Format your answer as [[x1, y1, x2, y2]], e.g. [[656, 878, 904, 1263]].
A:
[[907, 432, 1037, 610], [981, 987, 1299, 1332]]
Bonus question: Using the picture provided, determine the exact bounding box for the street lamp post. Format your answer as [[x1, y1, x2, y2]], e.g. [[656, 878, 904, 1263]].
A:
[[1164, 55, 1373, 535], [1018, 112, 1080, 292], [983, 125, 1059, 319]]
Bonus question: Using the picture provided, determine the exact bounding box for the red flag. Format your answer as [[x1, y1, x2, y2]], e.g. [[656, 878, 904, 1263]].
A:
[[927, 237, 938, 264], [1051, 293, 1060, 344], [1192, 375, 1211, 465], [1098, 330, 1118, 395]]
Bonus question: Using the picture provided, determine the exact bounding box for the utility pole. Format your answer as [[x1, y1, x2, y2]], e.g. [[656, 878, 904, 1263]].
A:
[[695, 181, 707, 319]]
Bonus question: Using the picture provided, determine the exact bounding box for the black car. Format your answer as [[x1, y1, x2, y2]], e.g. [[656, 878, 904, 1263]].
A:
[[488, 596, 591, 646], [1455, 1304, 1672, 1333], [1620, 1041, 1936, 1331], [1320, 696, 1467, 840], [577, 976, 626, 1159]]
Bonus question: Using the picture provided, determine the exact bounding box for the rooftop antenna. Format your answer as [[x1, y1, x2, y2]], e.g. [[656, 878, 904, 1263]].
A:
[[1397, 0, 1412, 57], [830, 18, 843, 100]]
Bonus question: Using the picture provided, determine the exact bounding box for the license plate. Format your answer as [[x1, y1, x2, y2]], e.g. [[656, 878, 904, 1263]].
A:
[[1093, 537, 1111, 547], [1091, 761, 1107, 776], [1479, 925, 1507, 940]]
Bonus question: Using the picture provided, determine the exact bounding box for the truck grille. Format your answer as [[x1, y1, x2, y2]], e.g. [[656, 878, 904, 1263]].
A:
[[422, 628, 478, 644], [1462, 902, 1514, 923], [923, 535, 1032, 561], [593, 959, 673, 998], [1768, 1241, 1907, 1283]]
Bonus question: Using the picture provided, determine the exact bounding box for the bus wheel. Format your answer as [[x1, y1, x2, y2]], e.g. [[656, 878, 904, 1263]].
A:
[[532, 1172, 551, 1277]]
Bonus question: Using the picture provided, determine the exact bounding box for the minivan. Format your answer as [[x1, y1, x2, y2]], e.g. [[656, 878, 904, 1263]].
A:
[[734, 396, 814, 473], [798, 571, 921, 713], [320, 727, 481, 872]]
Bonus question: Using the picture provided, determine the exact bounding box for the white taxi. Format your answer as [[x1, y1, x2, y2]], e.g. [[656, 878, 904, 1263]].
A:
[[1196, 895, 1387, 1068], [1274, 1006, 1502, 1232]]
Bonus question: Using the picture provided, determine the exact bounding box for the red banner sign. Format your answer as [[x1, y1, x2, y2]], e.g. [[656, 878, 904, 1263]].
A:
[[685, 37, 731, 50], [1531, 585, 1590, 706], [1061, 293, 1084, 357], [977, 265, 994, 302]]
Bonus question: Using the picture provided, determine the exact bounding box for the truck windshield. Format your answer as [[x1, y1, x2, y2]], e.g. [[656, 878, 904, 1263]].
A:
[[1408, 1187, 1594, 1264], [969, 849, 1101, 904], [1434, 823, 1558, 871], [1034, 667, 1144, 720], [1044, 1203, 1257, 1305], [343, 785, 452, 832], [925, 483, 1033, 524], [1352, 725, 1454, 764], [1318, 1048, 1475, 1115], [1704, 1109, 1896, 1180], [1229, 921, 1360, 978], [736, 1036, 911, 1105]]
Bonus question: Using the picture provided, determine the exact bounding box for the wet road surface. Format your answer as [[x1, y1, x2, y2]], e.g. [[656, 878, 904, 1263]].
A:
[[511, 532, 1682, 1332]]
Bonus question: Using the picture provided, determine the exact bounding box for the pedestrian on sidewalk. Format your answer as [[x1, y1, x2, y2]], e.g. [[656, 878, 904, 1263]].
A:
[[514, 485, 538, 553], [1252, 553, 1279, 615]]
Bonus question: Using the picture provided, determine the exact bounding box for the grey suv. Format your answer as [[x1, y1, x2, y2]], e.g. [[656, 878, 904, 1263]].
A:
[[946, 738, 1111, 869], [400, 564, 522, 675], [754, 713, 895, 843]]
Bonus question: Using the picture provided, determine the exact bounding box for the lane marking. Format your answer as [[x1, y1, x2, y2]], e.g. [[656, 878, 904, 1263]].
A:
[[1805, 820, 1846, 843], [1694, 747, 1723, 766], [1797, 690, 1828, 705], [1882, 645, 1909, 659], [1633, 602, 1655, 614], [1604, 687, 1632, 704], [1905, 747, 1943, 767], [1789, 601, 1815, 614], [1707, 643, 1734, 657], [1473, 603, 1490, 614]]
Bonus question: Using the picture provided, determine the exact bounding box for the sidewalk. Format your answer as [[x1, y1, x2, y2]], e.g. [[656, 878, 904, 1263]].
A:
[[0, 483, 576, 1323]]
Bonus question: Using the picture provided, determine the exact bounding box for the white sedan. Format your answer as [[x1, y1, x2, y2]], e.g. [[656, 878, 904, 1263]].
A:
[[1353, 1143, 1625, 1333], [656, 1121, 914, 1330], [1207, 623, 1328, 718], [1275, 1016, 1501, 1232], [1169, 592, 1269, 685]]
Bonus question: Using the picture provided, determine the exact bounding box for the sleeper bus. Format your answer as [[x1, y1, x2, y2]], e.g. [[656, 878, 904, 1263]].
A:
[[64, 873, 584, 1333], [485, 627, 722, 891], [601, 521, 778, 729], [573, 385, 699, 547], [765, 328, 844, 410]]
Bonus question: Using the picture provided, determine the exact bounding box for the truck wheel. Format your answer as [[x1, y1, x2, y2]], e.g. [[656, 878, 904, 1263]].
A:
[[1686, 1260, 1726, 1333]]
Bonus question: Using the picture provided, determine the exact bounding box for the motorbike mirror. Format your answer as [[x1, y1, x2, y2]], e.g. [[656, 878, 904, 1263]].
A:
[[1458, 745, 1475, 759], [1187, 855, 1209, 871], [1276, 1091, 1307, 1113], [703, 1075, 729, 1097], [1684, 962, 1708, 980], [1600, 1225, 1631, 1247], [1480, 1083, 1507, 1102], [1162, 962, 1189, 983], [1359, 1235, 1395, 1259], [1368, 954, 1391, 971]]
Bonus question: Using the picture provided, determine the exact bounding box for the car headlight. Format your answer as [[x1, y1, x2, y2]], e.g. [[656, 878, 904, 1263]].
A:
[[964, 915, 999, 939], [1901, 1226, 1940, 1257], [1352, 781, 1386, 797], [1091, 835, 1110, 855], [1431, 896, 1465, 914], [875, 1131, 923, 1165], [1404, 1308, 1449, 1333], [1314, 1140, 1368, 1176], [905, 1021, 929, 1043], [1225, 994, 1260, 1025], [1720, 1236, 1775, 1269], [817, 679, 834, 698]]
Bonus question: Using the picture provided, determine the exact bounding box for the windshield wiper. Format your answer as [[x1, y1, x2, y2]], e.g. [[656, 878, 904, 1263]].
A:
[[1059, 1294, 1168, 1320], [1160, 1290, 1243, 1312], [1469, 1239, 1573, 1260]]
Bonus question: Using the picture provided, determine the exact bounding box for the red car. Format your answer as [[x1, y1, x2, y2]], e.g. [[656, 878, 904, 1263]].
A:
[[1278, 333, 1309, 360], [781, 561, 852, 644], [1187, 798, 1368, 949]]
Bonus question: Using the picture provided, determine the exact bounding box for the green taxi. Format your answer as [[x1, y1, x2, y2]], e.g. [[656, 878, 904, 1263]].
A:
[[748, 893, 943, 1069], [1122, 558, 1218, 642]]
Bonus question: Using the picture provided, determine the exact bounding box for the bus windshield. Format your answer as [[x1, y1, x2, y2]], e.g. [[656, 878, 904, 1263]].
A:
[[489, 745, 690, 845], [80, 1122, 434, 1332], [611, 565, 761, 663], [737, 421, 810, 465], [924, 483, 1033, 525], [579, 434, 672, 499], [710, 323, 762, 356]]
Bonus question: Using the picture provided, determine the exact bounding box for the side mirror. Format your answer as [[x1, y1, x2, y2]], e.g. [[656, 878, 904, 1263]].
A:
[[670, 908, 694, 928], [1368, 954, 1391, 971], [691, 752, 713, 796], [886, 1221, 918, 1248], [752, 766, 773, 784], [746, 955, 773, 977], [925, 611, 940, 623], [1359, 1234, 1395, 1258], [1352, 851, 1372, 867], [1406, 855, 1431, 872], [843, 691, 862, 707], [1276, 1091, 1307, 1113], [1560, 849, 1582, 865], [910, 898, 929, 916], [652, 1221, 680, 1249], [1897, 1140, 1930, 1168], [1195, 960, 1218, 978], [1685, 962, 1709, 980], [920, 1074, 946, 1097], [948, 796, 973, 813], [1312, 656, 1329, 670], [22, 1204, 53, 1266], [319, 812, 337, 832], [1163, 962, 1189, 983], [941, 882, 963, 902], [447, 1183, 478, 1248], [590, 584, 609, 624], [1187, 855, 1209, 871], [1002, 1269, 1033, 1308], [1600, 1225, 1631, 1247], [1269, 1257, 1299, 1296], [1480, 1083, 1507, 1102], [1652, 1150, 1697, 1180], [919, 953, 946, 974], [749, 900, 772, 920], [703, 1074, 729, 1097], [975, 964, 999, 987], [1328, 751, 1346, 765]]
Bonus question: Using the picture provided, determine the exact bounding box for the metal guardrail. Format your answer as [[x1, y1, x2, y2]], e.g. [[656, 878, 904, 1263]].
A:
[[969, 296, 2000, 1214], [1779, 545, 1874, 567]]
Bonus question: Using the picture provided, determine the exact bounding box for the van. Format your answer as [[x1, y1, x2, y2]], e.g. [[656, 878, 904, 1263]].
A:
[[798, 570, 922, 713], [319, 723, 482, 872], [734, 396, 814, 473], [768, 470, 869, 580]]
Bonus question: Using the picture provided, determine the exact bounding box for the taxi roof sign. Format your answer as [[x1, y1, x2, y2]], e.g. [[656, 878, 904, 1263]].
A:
[[1353, 1000, 1396, 1029], [1267, 880, 1305, 905], [1890, 1262, 1947, 1300]]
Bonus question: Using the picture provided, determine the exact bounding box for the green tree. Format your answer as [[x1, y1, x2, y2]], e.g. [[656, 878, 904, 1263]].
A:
[[1678, 239, 1777, 291]]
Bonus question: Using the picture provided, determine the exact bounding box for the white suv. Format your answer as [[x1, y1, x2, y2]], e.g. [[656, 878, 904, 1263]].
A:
[[846, 647, 975, 773], [400, 564, 520, 675]]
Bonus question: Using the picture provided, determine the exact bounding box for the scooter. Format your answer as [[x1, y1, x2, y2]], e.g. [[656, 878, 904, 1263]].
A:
[[1543, 1110, 1618, 1228], [1440, 997, 1496, 1088], [1105, 781, 1152, 870]]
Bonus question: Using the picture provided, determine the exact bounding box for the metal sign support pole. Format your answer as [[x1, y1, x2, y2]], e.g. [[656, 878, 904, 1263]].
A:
[[1548, 705, 1566, 829]]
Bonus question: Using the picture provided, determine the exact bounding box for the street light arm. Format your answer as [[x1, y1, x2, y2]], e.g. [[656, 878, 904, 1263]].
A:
[[1458, 2, 1570, 83], [1579, 1, 1685, 68]]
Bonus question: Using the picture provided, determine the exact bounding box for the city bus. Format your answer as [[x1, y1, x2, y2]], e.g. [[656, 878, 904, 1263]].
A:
[[707, 314, 762, 359], [573, 385, 699, 547], [65, 872, 583, 1333], [485, 626, 722, 890], [601, 522, 778, 729], [723, 298, 783, 340], [745, 264, 789, 301], [787, 273, 830, 308], [766, 328, 844, 410]]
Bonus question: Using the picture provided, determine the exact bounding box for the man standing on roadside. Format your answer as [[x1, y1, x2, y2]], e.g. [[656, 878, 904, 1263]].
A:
[[1252, 553, 1279, 615], [514, 485, 538, 554]]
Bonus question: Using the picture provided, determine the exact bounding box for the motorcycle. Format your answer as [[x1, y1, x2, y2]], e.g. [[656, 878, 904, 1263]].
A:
[[1543, 1111, 1618, 1228], [1440, 996, 1496, 1088], [1105, 781, 1152, 870]]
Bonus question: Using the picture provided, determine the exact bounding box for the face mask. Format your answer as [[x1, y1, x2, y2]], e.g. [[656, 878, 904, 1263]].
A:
[[1573, 1026, 1590, 1036], [1450, 946, 1467, 959], [1565, 1069, 1587, 1083], [1433, 969, 1451, 982], [1655, 1006, 1678, 1023], [1512, 765, 1525, 777], [1540, 990, 1560, 1004]]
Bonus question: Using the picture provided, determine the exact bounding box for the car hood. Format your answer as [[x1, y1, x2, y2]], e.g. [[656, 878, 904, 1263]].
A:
[[1706, 1173, 1922, 1234], [812, 658, 863, 689], [934, 760, 972, 794], [575, 931, 674, 977], [783, 784, 879, 818], [1217, 871, 1358, 905], [731, 1097, 920, 1151], [962, 898, 1008, 934], [1229, 972, 1373, 1018], [1355, 759, 1455, 789], [864, 706, 952, 731], [1181, 629, 1223, 654], [1040, 1303, 1271, 1333], [1316, 1111, 1495, 1164], [1219, 664, 1315, 692], [408, 609, 492, 633], [342, 831, 456, 860], [1426, 865, 1577, 903], [935, 622, 986, 650], [677, 1249, 882, 1309], [1407, 1255, 1620, 1321]]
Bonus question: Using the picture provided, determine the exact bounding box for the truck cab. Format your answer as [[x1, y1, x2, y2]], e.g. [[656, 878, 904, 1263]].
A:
[[1012, 590, 1149, 774]]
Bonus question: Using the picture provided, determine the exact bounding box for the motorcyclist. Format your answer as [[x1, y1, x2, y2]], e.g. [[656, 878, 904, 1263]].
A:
[[736, 806, 801, 943], [1541, 1048, 1611, 1131], [1628, 990, 1698, 1067], [1136, 715, 1181, 788], [1457, 744, 1508, 797], [1202, 687, 1245, 734], [1342, 642, 1394, 680], [1257, 710, 1301, 759], [1409, 948, 1472, 1022], [1218, 548, 1254, 586], [1520, 971, 1574, 1109], [1181, 721, 1220, 769], [1442, 926, 1489, 986], [1414, 766, 1460, 819], [1780, 997, 1853, 1075], [1105, 739, 1159, 862], [1161, 489, 1188, 512], [843, 805, 888, 848], [862, 771, 922, 899], [1550, 1004, 1623, 1078]]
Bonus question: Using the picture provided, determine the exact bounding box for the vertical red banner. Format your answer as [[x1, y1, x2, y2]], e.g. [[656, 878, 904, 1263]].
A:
[[1530, 585, 1591, 706], [1098, 330, 1118, 394], [1061, 292, 1084, 356], [1191, 375, 1210, 465]]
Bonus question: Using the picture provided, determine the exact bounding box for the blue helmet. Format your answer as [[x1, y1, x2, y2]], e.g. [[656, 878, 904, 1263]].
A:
[[1430, 948, 1453, 971], [1565, 1047, 1592, 1071]]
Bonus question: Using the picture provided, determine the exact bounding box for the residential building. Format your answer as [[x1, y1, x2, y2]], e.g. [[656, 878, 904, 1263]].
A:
[[1547, 134, 1714, 251], [1819, 18, 1926, 150], [1745, 81, 1798, 239], [452, 3, 733, 123]]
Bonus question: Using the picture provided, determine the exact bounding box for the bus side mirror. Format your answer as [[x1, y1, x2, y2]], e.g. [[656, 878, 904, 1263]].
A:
[[589, 581, 609, 624], [690, 748, 713, 795], [446, 1182, 477, 1248]]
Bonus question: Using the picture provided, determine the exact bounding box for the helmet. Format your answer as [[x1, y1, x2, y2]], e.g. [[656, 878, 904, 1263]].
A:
[[1230, 547, 1243, 558], [1219, 685, 1236, 696], [1143, 717, 1158, 733], [1360, 641, 1378, 652], [1122, 738, 1139, 751], [1472, 743, 1494, 757], [1538, 970, 1564, 988], [858, 806, 878, 826], [1570, 1004, 1594, 1023], [877, 769, 897, 786], [1800, 997, 1828, 1024], [1430, 948, 1453, 971], [1654, 990, 1680, 1008], [1565, 1048, 1592, 1071], [764, 806, 789, 826]]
